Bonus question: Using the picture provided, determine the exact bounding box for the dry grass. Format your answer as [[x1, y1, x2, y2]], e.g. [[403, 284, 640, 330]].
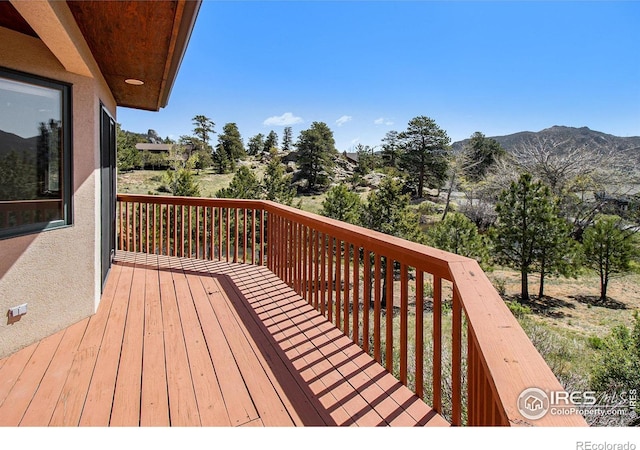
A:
[[117, 159, 268, 197], [487, 269, 640, 338]]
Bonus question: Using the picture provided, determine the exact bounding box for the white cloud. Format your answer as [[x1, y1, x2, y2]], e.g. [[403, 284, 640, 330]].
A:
[[350, 138, 360, 146], [336, 115, 353, 127], [263, 112, 303, 126], [374, 117, 394, 126]]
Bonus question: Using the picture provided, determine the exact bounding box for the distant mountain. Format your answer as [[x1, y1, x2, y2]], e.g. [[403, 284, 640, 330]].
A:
[[452, 126, 640, 162], [0, 129, 37, 159]]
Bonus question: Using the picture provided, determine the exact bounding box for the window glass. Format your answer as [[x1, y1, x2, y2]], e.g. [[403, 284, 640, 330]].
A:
[[0, 69, 71, 239]]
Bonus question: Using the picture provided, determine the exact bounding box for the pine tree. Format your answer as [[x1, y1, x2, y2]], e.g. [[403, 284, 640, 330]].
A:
[[263, 130, 279, 153], [192, 115, 215, 150], [247, 133, 264, 156], [534, 205, 580, 298], [282, 126, 293, 152], [426, 212, 489, 268], [381, 130, 401, 169], [320, 184, 362, 224], [461, 131, 506, 182], [492, 173, 572, 302], [215, 166, 260, 199], [296, 121, 336, 192], [398, 116, 451, 197], [262, 152, 296, 205], [214, 122, 245, 173], [583, 215, 637, 301], [163, 167, 200, 197]]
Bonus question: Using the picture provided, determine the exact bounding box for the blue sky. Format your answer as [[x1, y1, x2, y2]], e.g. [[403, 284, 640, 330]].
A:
[[117, 0, 640, 151]]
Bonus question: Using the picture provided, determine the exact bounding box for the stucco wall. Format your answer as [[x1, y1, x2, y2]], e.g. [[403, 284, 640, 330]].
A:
[[0, 26, 116, 358]]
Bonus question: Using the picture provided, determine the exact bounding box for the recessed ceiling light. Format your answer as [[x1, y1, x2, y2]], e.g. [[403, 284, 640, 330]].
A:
[[125, 79, 144, 86]]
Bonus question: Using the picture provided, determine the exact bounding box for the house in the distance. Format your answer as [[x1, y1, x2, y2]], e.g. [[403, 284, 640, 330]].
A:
[[135, 143, 174, 154], [0, 0, 201, 358]]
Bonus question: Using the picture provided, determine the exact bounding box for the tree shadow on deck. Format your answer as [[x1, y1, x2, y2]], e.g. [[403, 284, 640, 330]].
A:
[[209, 264, 443, 426]]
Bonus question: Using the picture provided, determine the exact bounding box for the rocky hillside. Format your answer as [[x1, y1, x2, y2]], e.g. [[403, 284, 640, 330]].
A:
[[452, 126, 640, 162]]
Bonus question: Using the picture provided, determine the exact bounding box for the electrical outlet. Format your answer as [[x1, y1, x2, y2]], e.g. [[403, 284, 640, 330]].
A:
[[9, 303, 27, 317]]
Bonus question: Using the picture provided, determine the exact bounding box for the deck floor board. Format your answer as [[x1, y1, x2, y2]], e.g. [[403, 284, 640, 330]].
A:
[[0, 252, 447, 427]]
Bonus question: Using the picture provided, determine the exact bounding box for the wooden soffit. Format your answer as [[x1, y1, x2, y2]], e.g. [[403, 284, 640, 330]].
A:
[[0, 2, 38, 38], [66, 0, 201, 111]]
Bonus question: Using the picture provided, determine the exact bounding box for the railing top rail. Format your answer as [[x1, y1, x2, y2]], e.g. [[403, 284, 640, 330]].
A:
[[117, 193, 265, 210]]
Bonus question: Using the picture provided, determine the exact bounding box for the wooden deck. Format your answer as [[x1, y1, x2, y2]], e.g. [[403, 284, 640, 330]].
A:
[[0, 251, 447, 427]]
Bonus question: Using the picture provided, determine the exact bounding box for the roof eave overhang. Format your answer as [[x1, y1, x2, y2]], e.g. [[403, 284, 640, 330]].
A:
[[9, 0, 202, 112]]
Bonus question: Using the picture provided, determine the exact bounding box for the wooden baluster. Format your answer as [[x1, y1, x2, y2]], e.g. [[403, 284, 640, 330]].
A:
[[181, 205, 186, 258], [225, 208, 230, 262], [335, 238, 342, 330], [243, 208, 248, 264], [260, 210, 265, 266], [468, 326, 477, 425], [119, 201, 124, 251], [343, 242, 350, 336], [308, 227, 314, 304], [415, 269, 424, 399], [327, 236, 334, 323], [320, 233, 326, 316], [204, 206, 209, 260], [286, 218, 291, 284], [452, 289, 462, 426], [217, 207, 222, 261], [233, 208, 238, 263], [196, 206, 200, 259], [157, 204, 160, 255], [352, 246, 359, 345], [373, 253, 382, 364], [363, 249, 370, 354], [166, 205, 171, 257], [287, 220, 293, 287], [272, 212, 277, 272], [385, 256, 393, 373], [152, 203, 157, 254], [131, 202, 136, 252], [302, 226, 308, 301], [433, 275, 442, 414], [400, 263, 409, 385], [313, 230, 319, 310], [297, 223, 303, 295], [172, 204, 178, 257], [280, 217, 285, 282], [145, 203, 150, 254], [251, 209, 256, 265], [188, 205, 193, 258]]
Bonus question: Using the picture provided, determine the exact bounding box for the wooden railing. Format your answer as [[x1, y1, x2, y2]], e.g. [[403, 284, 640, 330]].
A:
[[117, 194, 588, 427]]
